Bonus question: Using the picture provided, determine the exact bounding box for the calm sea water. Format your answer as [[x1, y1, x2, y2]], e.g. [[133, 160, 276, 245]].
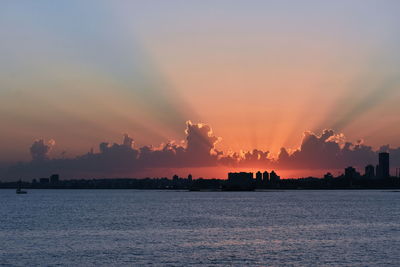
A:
[[0, 190, 399, 266]]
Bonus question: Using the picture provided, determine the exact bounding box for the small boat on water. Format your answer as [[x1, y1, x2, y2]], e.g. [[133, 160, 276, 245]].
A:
[[16, 188, 27, 194], [16, 180, 27, 194]]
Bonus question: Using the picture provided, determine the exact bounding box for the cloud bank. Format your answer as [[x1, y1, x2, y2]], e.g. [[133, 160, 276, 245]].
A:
[[1, 121, 399, 180]]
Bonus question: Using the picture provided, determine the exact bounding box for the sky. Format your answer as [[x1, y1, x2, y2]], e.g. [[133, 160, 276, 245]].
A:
[[1, 0, 400, 179]]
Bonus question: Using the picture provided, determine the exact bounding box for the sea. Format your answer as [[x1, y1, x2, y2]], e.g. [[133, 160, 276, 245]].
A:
[[0, 190, 399, 266]]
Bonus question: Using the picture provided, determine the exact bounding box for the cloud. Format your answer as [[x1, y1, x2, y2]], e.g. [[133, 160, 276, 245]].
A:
[[1, 122, 221, 179], [136, 121, 221, 168], [2, 122, 400, 180], [184, 121, 220, 165], [30, 139, 55, 161], [122, 134, 134, 148], [277, 129, 377, 169], [228, 149, 272, 168]]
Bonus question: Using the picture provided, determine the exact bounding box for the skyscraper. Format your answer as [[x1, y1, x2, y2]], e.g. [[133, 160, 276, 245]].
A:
[[378, 152, 390, 178]]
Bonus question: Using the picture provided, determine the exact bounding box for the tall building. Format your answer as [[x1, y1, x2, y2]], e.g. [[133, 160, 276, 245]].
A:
[[255, 171, 262, 185], [376, 165, 380, 178], [262, 171, 269, 184], [378, 152, 390, 178], [270, 171, 280, 183], [364, 165, 375, 178]]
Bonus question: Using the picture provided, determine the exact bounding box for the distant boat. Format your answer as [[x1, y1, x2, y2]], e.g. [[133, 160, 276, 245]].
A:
[[16, 180, 27, 194]]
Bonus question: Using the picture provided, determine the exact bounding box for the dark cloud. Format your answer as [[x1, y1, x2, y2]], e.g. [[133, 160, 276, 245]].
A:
[[277, 130, 377, 170], [30, 139, 55, 161], [136, 121, 220, 168], [0, 122, 221, 180], [122, 134, 134, 148], [185, 121, 220, 165], [1, 122, 399, 180], [233, 149, 272, 168]]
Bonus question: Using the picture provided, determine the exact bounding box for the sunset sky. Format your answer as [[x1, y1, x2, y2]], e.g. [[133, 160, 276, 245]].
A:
[[1, 1, 400, 179]]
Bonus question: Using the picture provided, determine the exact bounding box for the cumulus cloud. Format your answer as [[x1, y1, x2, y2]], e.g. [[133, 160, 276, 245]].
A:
[[184, 121, 220, 165], [30, 139, 55, 161], [135, 121, 221, 168], [277, 129, 377, 169], [231, 149, 272, 167], [122, 134, 134, 148], [1, 122, 222, 179]]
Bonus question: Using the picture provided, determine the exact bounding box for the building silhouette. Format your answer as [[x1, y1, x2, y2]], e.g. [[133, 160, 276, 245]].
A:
[[228, 172, 253, 184], [269, 171, 280, 183], [50, 174, 59, 183], [39, 178, 50, 184], [364, 165, 375, 178], [345, 166, 360, 179], [262, 171, 269, 184], [226, 172, 255, 190], [377, 152, 390, 178], [255, 171, 262, 186]]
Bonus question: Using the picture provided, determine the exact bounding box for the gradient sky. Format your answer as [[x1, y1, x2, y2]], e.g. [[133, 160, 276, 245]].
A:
[[1, 0, 400, 167]]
